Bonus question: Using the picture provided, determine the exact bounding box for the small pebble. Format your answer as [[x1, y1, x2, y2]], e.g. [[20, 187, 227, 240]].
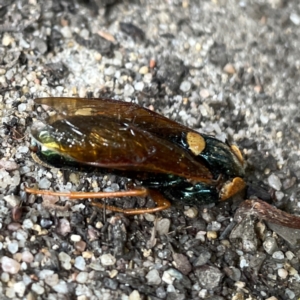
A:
[[207, 231, 218, 239], [2, 33, 14, 46], [162, 271, 174, 285], [0, 160, 18, 171], [60, 26, 72, 38], [199, 89, 210, 99], [100, 254, 116, 266], [14, 281, 26, 297], [38, 178, 53, 191], [268, 174, 282, 191], [57, 219, 71, 236], [5, 287, 15, 298], [129, 290, 141, 300], [18, 103, 27, 113], [285, 288, 295, 299], [173, 253, 192, 275], [144, 213, 155, 222], [223, 63, 236, 74], [139, 66, 149, 74], [1, 272, 9, 282], [290, 13, 300, 25], [17, 146, 29, 154], [52, 280, 69, 294], [278, 268, 288, 279], [263, 237, 278, 254], [7, 240, 19, 254], [45, 274, 59, 287], [156, 218, 170, 235], [272, 251, 284, 260], [82, 251, 93, 259], [1, 256, 20, 274], [39, 269, 54, 279], [123, 84, 135, 97], [180, 80, 192, 92], [75, 241, 86, 252], [22, 251, 34, 263], [74, 256, 86, 271], [184, 207, 198, 218], [210, 221, 221, 231], [3, 195, 21, 207], [58, 252, 72, 270], [31, 283, 45, 295], [193, 250, 211, 267], [76, 271, 88, 283], [285, 251, 295, 260], [134, 81, 144, 91], [23, 219, 34, 229], [146, 269, 161, 285], [71, 234, 82, 242]]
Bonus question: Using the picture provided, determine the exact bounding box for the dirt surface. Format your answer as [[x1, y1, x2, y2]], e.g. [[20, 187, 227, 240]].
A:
[[1, 0, 300, 299]]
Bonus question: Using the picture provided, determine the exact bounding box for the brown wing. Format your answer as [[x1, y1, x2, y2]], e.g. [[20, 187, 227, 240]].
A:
[[35, 97, 195, 139], [31, 112, 213, 183]]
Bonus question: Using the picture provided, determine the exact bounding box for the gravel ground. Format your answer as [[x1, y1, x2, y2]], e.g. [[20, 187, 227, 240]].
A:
[[1, 0, 300, 299]]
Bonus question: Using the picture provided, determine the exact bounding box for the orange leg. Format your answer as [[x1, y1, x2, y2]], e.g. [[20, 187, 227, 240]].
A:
[[25, 187, 171, 215]]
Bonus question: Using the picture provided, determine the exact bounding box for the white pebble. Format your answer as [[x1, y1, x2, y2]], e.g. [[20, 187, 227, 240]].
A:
[[5, 287, 15, 298], [1, 256, 20, 274], [0, 160, 18, 171], [23, 219, 34, 229], [76, 271, 89, 283], [272, 251, 284, 260], [104, 66, 116, 76], [45, 274, 59, 287], [74, 256, 86, 271], [70, 234, 82, 242], [129, 290, 141, 300], [7, 240, 19, 254], [268, 174, 282, 191], [134, 81, 144, 91], [162, 271, 174, 285], [146, 269, 161, 285], [60, 26, 72, 38], [180, 80, 192, 92], [31, 283, 45, 295], [17, 146, 29, 154], [278, 268, 288, 279], [3, 195, 21, 207], [1, 272, 9, 282], [123, 84, 135, 97], [52, 280, 69, 294], [39, 269, 54, 279], [18, 103, 27, 113], [290, 13, 300, 25], [100, 254, 116, 266], [22, 250, 34, 263], [184, 207, 198, 218], [14, 281, 26, 297], [58, 252, 72, 270], [38, 177, 51, 189], [156, 218, 170, 235]]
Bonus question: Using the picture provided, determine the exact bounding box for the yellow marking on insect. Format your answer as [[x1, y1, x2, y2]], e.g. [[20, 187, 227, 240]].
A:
[[186, 132, 206, 156], [220, 177, 246, 200], [230, 145, 244, 165], [74, 108, 94, 116]]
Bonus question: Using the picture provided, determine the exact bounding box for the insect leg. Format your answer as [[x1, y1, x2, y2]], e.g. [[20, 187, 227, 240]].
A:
[[90, 189, 171, 215], [25, 187, 171, 215]]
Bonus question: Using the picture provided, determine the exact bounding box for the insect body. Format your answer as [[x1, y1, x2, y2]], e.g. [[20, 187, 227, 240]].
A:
[[26, 97, 246, 214]]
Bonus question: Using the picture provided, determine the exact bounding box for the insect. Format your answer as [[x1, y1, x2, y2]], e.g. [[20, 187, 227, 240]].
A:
[[25, 97, 246, 215]]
